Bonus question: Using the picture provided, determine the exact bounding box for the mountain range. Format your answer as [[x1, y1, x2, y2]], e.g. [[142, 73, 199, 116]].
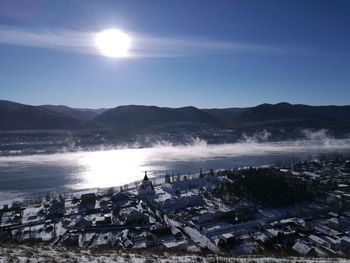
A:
[[1, 100, 350, 136]]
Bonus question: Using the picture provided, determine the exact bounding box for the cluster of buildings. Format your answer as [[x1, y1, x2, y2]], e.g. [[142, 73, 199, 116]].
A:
[[1, 159, 350, 257]]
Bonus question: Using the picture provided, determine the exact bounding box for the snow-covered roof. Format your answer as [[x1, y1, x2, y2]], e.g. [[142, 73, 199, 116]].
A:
[[303, 171, 321, 179], [159, 235, 188, 249], [327, 217, 339, 225], [341, 236, 350, 245], [254, 232, 268, 243], [265, 228, 279, 238], [22, 206, 44, 224], [308, 234, 327, 245], [292, 241, 312, 255]]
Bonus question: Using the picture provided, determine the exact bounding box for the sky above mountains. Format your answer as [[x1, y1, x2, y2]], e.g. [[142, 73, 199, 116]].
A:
[[0, 0, 349, 108]]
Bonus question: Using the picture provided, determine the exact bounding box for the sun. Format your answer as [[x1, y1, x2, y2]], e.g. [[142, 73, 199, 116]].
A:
[[95, 29, 131, 58]]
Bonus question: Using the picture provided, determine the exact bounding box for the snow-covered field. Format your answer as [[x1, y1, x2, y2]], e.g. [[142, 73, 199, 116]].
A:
[[0, 245, 349, 263]]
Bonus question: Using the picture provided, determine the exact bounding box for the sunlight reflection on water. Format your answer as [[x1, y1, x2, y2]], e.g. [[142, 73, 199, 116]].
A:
[[0, 139, 350, 195]]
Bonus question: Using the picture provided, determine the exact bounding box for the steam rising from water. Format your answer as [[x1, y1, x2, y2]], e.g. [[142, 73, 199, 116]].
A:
[[0, 137, 350, 192], [147, 137, 350, 162]]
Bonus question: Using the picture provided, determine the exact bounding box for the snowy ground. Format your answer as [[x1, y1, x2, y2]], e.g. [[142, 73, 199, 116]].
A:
[[0, 245, 349, 263]]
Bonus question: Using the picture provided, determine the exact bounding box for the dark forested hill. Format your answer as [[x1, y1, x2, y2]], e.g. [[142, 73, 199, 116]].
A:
[[92, 105, 224, 133], [229, 102, 350, 129], [40, 105, 105, 122], [0, 101, 83, 130], [1, 100, 350, 135]]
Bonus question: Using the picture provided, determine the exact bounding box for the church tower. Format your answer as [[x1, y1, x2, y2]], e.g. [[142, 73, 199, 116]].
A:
[[138, 171, 155, 197]]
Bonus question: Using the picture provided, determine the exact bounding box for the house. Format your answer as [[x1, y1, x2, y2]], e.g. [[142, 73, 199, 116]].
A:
[[111, 192, 130, 202], [79, 232, 96, 248], [328, 217, 341, 230], [315, 225, 340, 237], [120, 208, 149, 225], [22, 206, 44, 224], [46, 200, 64, 218], [60, 233, 79, 246], [162, 194, 204, 213], [192, 212, 215, 224], [216, 233, 236, 250], [278, 217, 306, 230], [75, 216, 92, 228], [253, 232, 268, 244], [220, 233, 235, 243], [341, 236, 350, 253], [308, 234, 327, 246], [92, 232, 117, 248], [159, 235, 188, 250], [338, 184, 349, 190], [328, 217, 350, 231], [133, 232, 158, 248], [265, 228, 279, 238], [303, 171, 321, 181], [292, 241, 314, 256], [342, 193, 350, 205], [94, 213, 112, 225], [170, 227, 183, 240], [0, 210, 21, 228], [324, 236, 341, 250], [80, 193, 96, 205]]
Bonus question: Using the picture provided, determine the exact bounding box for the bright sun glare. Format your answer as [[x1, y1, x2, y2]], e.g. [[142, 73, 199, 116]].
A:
[[95, 29, 131, 58]]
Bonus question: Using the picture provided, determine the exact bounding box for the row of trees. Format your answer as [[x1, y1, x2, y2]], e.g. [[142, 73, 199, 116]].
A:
[[214, 168, 323, 208]]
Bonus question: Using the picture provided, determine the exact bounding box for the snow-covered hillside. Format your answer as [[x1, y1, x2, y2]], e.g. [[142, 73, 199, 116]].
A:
[[0, 245, 349, 263]]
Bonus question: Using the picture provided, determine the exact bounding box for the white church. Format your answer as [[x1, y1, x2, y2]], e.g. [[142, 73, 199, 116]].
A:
[[138, 171, 155, 197]]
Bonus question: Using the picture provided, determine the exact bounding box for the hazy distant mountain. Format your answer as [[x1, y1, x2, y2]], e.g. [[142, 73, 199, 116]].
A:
[[0, 100, 24, 111], [92, 103, 350, 137], [0, 100, 82, 130], [203, 107, 250, 127], [1, 100, 350, 135], [40, 105, 107, 122], [76, 107, 109, 116], [92, 105, 223, 133], [230, 102, 350, 129]]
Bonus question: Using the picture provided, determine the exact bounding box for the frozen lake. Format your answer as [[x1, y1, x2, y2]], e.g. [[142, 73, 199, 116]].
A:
[[1, 138, 350, 201]]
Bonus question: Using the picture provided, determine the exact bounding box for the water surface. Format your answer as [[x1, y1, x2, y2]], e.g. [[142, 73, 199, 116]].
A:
[[1, 139, 350, 201]]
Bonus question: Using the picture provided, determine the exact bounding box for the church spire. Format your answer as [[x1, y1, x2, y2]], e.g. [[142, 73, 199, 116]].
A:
[[143, 171, 149, 181]]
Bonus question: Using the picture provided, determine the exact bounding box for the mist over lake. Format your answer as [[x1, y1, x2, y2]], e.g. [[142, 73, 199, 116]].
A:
[[1, 138, 350, 202]]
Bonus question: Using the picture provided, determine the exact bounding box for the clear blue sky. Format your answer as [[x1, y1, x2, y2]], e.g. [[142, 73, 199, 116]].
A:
[[0, 0, 349, 108]]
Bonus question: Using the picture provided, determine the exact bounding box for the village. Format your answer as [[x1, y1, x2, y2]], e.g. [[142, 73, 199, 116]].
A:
[[1, 156, 350, 258]]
